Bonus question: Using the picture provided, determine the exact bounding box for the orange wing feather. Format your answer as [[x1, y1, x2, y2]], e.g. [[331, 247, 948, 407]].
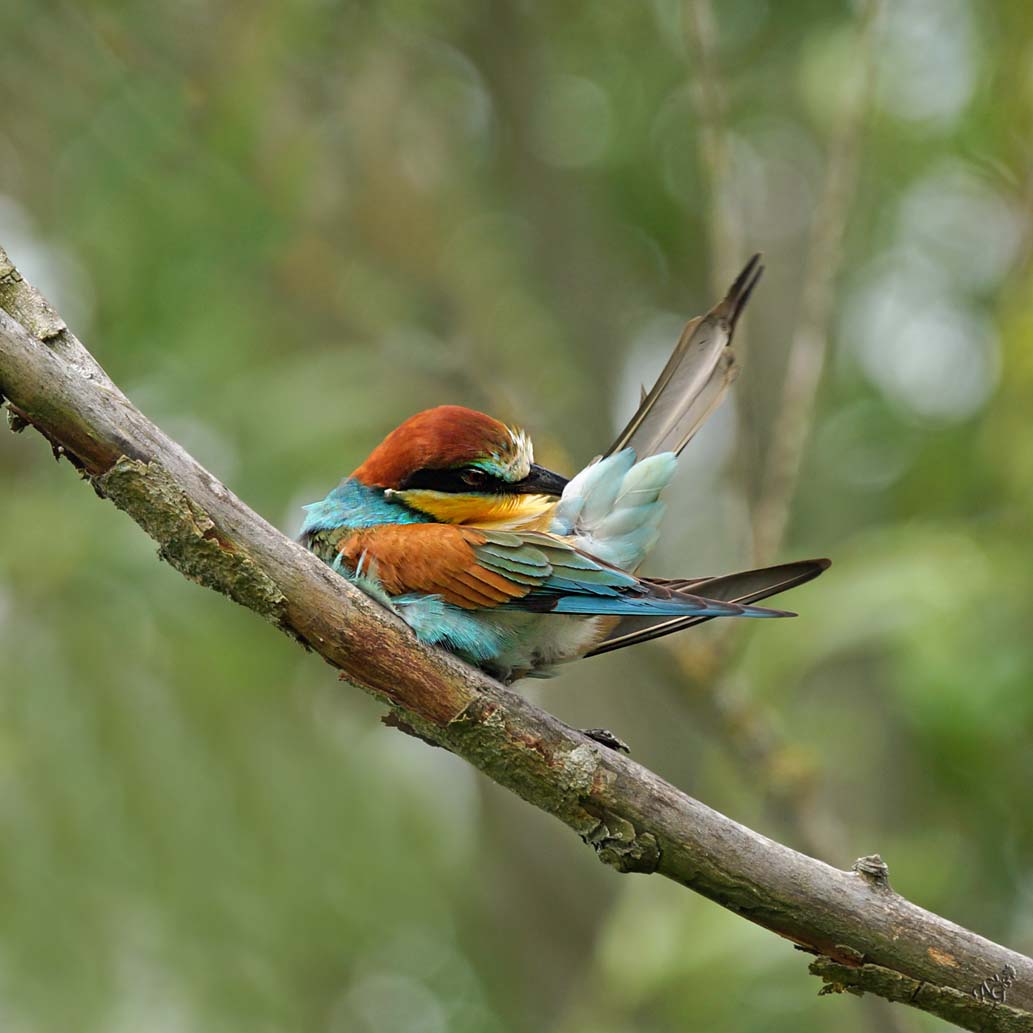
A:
[[336, 524, 533, 610]]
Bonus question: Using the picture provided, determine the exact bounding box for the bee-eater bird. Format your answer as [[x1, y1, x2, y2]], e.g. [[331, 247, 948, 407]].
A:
[[301, 256, 828, 685]]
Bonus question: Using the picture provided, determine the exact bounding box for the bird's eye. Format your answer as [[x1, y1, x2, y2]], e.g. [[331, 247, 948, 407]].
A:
[[461, 468, 488, 488]]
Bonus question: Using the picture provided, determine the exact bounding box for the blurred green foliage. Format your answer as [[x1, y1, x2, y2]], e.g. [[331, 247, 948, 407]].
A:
[[3, 1, 1033, 1031]]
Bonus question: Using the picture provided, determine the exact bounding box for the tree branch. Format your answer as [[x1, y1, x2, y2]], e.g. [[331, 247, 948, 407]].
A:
[[1, 244, 1031, 1031]]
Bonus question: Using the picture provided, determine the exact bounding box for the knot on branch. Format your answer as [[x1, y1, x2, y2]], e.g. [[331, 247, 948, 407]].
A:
[[852, 853, 890, 889], [382, 710, 449, 750], [97, 457, 287, 624], [6, 406, 27, 433], [583, 808, 661, 874]]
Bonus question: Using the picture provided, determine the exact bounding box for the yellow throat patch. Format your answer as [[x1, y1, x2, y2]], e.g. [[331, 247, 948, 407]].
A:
[[390, 490, 556, 531]]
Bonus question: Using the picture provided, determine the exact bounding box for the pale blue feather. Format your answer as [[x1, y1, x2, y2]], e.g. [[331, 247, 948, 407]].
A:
[[551, 448, 678, 570]]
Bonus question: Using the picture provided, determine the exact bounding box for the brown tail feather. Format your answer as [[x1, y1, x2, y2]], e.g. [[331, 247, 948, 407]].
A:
[[585, 558, 830, 657]]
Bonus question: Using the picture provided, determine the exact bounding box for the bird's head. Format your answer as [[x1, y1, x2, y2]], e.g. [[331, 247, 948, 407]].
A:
[[352, 405, 568, 526]]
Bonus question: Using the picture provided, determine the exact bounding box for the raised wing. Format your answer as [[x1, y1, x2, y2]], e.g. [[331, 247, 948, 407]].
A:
[[606, 254, 763, 460]]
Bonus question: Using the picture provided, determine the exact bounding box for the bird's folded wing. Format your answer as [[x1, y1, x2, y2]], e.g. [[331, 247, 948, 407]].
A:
[[335, 524, 536, 609], [336, 525, 791, 618]]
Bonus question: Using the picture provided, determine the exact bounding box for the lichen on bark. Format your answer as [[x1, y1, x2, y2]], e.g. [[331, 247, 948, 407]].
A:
[[97, 456, 287, 624]]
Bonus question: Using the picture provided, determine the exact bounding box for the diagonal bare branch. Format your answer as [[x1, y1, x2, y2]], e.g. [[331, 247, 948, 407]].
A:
[[1, 243, 1030, 1032]]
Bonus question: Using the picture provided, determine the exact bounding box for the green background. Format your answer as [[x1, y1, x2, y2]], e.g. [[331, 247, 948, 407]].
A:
[[2, 2, 1032, 1031]]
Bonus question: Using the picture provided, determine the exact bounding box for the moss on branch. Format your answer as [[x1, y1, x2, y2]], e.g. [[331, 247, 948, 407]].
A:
[[97, 457, 289, 624]]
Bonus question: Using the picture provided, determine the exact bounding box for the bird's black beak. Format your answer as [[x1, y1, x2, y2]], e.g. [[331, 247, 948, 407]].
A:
[[510, 463, 568, 497]]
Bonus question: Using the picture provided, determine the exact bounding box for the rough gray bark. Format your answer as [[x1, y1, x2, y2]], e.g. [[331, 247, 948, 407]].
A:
[[2, 244, 1031, 1032]]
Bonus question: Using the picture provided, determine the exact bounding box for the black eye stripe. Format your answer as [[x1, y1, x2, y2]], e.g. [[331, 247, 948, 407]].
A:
[[399, 467, 508, 493]]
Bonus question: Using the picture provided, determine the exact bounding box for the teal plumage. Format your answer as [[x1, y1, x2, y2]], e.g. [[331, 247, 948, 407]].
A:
[[300, 478, 430, 569]]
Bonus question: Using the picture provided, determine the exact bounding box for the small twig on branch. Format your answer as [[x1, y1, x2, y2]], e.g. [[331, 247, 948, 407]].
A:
[[1, 243, 1031, 1031]]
